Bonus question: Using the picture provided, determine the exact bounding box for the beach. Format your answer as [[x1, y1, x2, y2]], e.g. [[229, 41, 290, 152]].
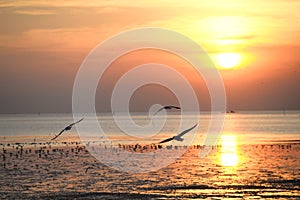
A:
[[1, 141, 300, 199]]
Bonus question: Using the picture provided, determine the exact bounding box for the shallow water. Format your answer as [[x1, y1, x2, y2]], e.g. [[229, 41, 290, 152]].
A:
[[0, 142, 299, 199], [0, 111, 300, 199]]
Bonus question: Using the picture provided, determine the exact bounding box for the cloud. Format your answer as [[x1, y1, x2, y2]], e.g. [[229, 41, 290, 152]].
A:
[[0, 28, 107, 52], [0, 0, 299, 53], [0, 0, 184, 8], [218, 35, 256, 40], [13, 9, 56, 15]]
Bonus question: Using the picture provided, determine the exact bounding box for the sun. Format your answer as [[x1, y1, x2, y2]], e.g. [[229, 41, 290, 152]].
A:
[[214, 52, 241, 69]]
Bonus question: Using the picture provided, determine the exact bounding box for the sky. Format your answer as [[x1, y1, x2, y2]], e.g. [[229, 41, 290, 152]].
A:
[[0, 0, 299, 113]]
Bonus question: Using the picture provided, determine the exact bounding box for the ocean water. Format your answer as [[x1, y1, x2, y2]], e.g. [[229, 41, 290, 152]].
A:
[[0, 111, 300, 199], [0, 111, 299, 144]]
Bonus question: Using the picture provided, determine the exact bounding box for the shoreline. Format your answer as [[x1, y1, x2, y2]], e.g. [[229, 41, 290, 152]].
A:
[[1, 140, 299, 199]]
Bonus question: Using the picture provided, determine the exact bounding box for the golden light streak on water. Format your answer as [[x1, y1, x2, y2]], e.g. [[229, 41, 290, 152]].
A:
[[220, 135, 238, 167]]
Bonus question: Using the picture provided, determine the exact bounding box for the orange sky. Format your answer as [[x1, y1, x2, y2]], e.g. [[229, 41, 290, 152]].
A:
[[0, 0, 299, 113]]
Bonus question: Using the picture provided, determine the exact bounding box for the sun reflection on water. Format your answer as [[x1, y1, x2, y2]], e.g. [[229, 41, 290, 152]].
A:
[[220, 135, 238, 167]]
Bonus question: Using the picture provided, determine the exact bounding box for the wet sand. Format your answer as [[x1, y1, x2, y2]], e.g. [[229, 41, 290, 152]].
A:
[[1, 141, 300, 199]]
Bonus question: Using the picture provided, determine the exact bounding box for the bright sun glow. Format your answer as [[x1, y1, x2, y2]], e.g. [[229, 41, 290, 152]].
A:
[[220, 135, 238, 167], [215, 53, 241, 69]]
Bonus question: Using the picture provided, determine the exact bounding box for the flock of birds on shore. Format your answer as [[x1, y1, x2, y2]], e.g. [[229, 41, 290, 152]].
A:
[[1, 137, 298, 175]]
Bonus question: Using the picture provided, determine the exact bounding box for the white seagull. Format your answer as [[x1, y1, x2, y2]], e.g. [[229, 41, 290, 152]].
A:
[[159, 123, 197, 144], [153, 105, 181, 116], [51, 118, 84, 140]]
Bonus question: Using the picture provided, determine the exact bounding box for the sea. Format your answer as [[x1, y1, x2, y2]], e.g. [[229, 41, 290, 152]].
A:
[[0, 110, 299, 144], [0, 111, 300, 199]]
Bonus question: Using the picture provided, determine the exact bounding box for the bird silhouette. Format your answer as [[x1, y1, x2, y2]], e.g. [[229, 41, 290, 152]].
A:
[[153, 105, 181, 115], [159, 123, 197, 144], [85, 166, 94, 174], [51, 118, 84, 140]]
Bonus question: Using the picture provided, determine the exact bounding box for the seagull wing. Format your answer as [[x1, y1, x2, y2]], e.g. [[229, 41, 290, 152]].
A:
[[154, 106, 180, 115], [159, 136, 175, 144], [153, 107, 165, 116], [177, 123, 198, 138], [51, 118, 83, 140], [69, 118, 84, 126], [170, 106, 181, 110], [51, 128, 66, 140], [75, 117, 84, 124]]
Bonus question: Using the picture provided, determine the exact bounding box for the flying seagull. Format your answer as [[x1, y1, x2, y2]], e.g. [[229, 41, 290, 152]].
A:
[[51, 118, 84, 140], [153, 105, 181, 116], [159, 123, 198, 144]]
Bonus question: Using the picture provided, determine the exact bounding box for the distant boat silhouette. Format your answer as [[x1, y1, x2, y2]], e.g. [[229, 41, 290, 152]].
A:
[[227, 110, 236, 113], [159, 124, 197, 144], [51, 118, 83, 140], [153, 105, 181, 115]]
